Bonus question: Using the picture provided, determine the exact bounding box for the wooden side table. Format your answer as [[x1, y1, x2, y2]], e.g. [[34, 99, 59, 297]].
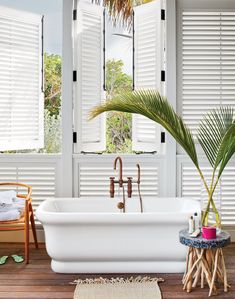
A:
[[179, 229, 231, 297]]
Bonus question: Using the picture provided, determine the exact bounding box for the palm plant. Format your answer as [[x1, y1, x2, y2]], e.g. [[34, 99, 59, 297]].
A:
[[90, 90, 235, 228], [93, 0, 154, 25]]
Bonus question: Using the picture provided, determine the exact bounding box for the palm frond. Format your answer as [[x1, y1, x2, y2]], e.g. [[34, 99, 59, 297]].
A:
[[93, 0, 154, 25], [93, 0, 133, 25], [90, 89, 199, 168], [197, 107, 234, 168], [215, 123, 235, 179]]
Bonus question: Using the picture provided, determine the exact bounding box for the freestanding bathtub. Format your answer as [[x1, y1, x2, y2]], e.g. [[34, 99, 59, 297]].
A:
[[36, 197, 200, 273]]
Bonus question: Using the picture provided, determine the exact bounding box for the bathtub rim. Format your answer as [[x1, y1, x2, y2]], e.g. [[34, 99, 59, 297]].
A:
[[36, 197, 201, 225]]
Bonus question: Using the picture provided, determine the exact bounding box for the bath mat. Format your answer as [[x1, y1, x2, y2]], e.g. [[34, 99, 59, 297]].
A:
[[73, 276, 164, 299]]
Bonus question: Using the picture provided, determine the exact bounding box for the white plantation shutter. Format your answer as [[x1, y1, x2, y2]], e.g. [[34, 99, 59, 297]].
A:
[[220, 167, 235, 225], [79, 165, 159, 197], [178, 8, 235, 136], [74, 156, 160, 197], [0, 157, 61, 224], [74, 2, 105, 153], [177, 1, 235, 226], [133, 0, 163, 152], [0, 6, 44, 151], [180, 161, 235, 226]]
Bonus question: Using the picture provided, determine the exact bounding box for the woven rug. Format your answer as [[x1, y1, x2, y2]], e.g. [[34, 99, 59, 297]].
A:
[[73, 276, 164, 299]]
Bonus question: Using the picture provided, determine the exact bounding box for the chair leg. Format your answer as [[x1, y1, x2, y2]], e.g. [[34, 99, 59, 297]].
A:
[[25, 220, 29, 264], [30, 207, 38, 249]]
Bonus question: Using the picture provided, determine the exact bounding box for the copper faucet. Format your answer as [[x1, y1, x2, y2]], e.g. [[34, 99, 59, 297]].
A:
[[114, 156, 123, 187], [109, 156, 134, 212], [109, 158, 143, 213], [110, 156, 132, 199]]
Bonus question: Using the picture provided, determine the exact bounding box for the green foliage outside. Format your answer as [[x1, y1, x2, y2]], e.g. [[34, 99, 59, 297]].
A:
[[105, 59, 133, 153], [44, 53, 62, 117], [42, 53, 62, 153], [40, 109, 61, 153]]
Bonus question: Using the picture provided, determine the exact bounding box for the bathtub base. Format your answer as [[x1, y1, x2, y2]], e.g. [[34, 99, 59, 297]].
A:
[[51, 260, 185, 274]]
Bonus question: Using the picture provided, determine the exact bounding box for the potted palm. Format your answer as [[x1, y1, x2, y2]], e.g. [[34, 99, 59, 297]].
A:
[[90, 90, 235, 229]]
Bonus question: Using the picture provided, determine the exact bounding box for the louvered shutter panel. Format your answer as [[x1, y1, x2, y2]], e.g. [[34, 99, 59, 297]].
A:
[[0, 159, 59, 223], [220, 167, 235, 225], [75, 157, 159, 197], [179, 10, 235, 135], [133, 1, 162, 152], [0, 6, 44, 151], [74, 2, 105, 153]]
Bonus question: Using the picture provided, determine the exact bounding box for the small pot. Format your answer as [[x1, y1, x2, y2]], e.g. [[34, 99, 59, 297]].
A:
[[202, 226, 216, 239]]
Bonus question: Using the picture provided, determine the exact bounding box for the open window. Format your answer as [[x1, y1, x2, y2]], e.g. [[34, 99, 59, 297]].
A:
[[74, 0, 164, 154], [0, 6, 44, 151]]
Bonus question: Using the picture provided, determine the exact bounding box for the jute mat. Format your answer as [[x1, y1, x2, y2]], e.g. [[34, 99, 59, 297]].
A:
[[73, 276, 164, 299]]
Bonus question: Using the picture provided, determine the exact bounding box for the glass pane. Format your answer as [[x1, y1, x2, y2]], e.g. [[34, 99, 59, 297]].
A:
[[105, 13, 133, 153]]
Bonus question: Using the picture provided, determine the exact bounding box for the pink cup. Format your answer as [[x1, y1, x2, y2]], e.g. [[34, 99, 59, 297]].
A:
[[202, 226, 216, 239]]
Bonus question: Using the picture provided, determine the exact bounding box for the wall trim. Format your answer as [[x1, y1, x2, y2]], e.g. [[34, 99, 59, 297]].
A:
[[0, 228, 45, 243]]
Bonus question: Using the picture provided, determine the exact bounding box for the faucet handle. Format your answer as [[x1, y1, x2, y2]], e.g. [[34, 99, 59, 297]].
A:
[[127, 177, 132, 198], [136, 164, 141, 184], [109, 177, 115, 198]]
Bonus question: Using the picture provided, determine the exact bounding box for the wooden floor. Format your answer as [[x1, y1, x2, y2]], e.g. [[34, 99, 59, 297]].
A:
[[0, 243, 235, 299]]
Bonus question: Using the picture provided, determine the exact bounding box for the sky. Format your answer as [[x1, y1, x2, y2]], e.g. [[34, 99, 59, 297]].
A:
[[0, 0, 132, 74], [106, 16, 133, 75]]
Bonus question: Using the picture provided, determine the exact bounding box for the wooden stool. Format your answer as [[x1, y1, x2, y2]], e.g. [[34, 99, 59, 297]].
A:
[[179, 229, 231, 296]]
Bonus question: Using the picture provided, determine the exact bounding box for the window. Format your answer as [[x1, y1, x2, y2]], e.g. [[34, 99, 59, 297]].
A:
[[105, 15, 133, 153], [0, 6, 44, 151], [73, 0, 164, 154], [0, 0, 62, 154]]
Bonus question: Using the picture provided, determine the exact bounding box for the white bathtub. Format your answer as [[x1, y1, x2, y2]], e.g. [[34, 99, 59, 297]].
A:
[[36, 197, 200, 274]]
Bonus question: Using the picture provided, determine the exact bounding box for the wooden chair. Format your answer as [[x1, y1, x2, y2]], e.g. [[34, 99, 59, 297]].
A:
[[0, 183, 38, 264]]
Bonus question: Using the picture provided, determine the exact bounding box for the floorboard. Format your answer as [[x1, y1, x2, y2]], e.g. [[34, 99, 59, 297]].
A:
[[0, 243, 235, 298]]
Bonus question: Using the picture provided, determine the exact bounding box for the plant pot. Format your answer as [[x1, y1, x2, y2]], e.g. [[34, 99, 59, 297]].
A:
[[202, 226, 216, 239]]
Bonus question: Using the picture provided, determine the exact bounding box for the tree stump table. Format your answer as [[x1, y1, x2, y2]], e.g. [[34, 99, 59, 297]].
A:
[[179, 229, 231, 296]]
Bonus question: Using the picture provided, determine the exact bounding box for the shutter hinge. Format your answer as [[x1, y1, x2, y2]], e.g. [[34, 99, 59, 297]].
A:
[[73, 9, 77, 21], [135, 151, 157, 155], [161, 70, 165, 82], [73, 132, 77, 143], [161, 9, 165, 20], [161, 132, 165, 143], [81, 151, 103, 155], [73, 70, 77, 82]]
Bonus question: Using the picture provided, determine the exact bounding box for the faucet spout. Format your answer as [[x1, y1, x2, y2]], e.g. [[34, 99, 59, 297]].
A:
[[114, 156, 123, 187]]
